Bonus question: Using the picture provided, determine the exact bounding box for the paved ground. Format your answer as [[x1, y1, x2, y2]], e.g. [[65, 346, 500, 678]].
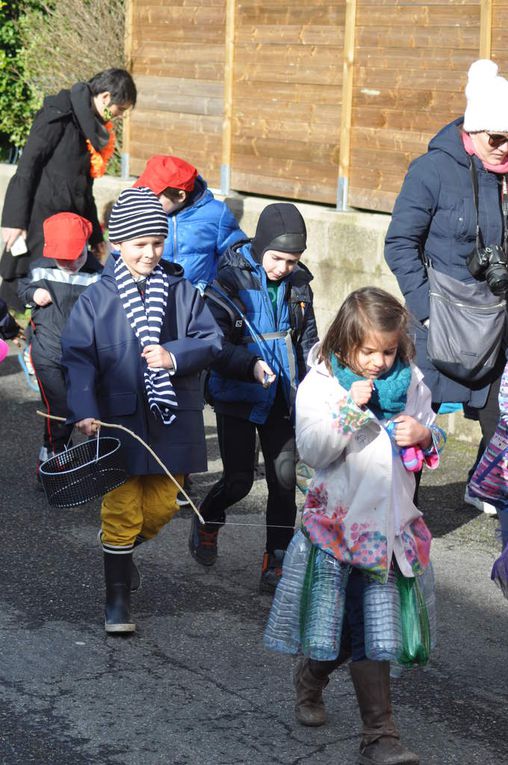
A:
[[0, 348, 506, 765]]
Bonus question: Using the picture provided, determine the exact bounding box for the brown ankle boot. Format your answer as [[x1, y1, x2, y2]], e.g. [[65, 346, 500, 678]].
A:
[[294, 651, 350, 727], [349, 660, 419, 765]]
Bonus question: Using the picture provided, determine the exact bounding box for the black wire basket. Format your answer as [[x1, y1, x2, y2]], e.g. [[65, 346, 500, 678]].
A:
[[39, 435, 128, 508]]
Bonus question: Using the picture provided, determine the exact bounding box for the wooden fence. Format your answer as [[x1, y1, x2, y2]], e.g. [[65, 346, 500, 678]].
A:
[[125, 0, 508, 213]]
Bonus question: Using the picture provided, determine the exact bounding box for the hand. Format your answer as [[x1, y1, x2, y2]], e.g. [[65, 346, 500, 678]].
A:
[[33, 288, 52, 307], [253, 359, 276, 388], [1, 227, 26, 252], [350, 379, 373, 407], [12, 329, 25, 349], [391, 415, 432, 449], [141, 344, 173, 370], [75, 418, 99, 436]]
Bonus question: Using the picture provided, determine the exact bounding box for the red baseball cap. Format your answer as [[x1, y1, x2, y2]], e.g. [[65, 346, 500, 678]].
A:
[[133, 155, 198, 194], [43, 213, 93, 261]]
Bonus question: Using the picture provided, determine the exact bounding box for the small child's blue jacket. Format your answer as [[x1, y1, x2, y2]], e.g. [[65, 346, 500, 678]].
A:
[[162, 177, 245, 285]]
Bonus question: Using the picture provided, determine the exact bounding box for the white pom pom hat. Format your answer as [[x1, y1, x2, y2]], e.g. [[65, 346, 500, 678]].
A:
[[463, 59, 508, 132]]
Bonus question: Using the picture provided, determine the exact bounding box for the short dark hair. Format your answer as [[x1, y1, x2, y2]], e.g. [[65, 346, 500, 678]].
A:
[[161, 187, 188, 203], [319, 286, 415, 372], [88, 68, 137, 107]]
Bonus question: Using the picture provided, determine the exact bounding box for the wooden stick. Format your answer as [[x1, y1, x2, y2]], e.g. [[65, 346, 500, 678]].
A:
[[36, 411, 204, 524]]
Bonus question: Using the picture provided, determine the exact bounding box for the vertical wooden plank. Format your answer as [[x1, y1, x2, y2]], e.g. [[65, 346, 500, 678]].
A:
[[221, 0, 235, 194], [337, 0, 357, 210], [122, 0, 135, 178], [480, 0, 493, 57]]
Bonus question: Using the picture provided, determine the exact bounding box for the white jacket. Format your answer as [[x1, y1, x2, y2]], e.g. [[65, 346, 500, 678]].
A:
[[296, 345, 443, 580]]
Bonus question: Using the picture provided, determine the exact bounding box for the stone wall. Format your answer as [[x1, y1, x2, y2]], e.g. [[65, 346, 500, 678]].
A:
[[0, 163, 481, 444]]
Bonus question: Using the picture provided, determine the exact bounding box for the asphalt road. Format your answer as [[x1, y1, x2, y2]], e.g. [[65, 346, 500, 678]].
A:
[[0, 348, 506, 765]]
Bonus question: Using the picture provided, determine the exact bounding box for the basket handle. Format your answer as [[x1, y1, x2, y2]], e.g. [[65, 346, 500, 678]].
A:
[[36, 410, 204, 524]]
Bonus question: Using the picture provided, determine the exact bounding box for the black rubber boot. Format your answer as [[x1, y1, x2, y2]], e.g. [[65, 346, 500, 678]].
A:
[[104, 551, 136, 634]]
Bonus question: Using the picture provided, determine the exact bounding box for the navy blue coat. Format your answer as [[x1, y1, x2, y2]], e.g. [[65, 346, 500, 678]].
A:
[[61, 259, 223, 475], [206, 243, 318, 423], [385, 117, 507, 406]]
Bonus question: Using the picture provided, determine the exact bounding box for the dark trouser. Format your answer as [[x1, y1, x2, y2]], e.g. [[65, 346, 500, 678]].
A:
[[32, 356, 73, 453], [413, 368, 504, 505], [466, 371, 503, 480], [201, 391, 297, 552]]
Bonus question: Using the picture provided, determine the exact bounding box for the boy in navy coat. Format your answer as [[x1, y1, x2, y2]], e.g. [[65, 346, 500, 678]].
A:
[[61, 187, 222, 635]]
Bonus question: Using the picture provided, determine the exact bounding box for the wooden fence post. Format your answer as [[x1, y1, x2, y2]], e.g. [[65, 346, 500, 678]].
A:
[[337, 0, 357, 211], [479, 0, 493, 58], [122, 0, 135, 179], [221, 0, 236, 195]]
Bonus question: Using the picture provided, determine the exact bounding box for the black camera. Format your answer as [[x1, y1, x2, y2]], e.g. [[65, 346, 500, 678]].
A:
[[467, 244, 508, 296]]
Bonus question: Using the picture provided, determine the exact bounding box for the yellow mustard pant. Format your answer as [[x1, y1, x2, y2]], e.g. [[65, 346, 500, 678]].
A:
[[101, 474, 183, 548]]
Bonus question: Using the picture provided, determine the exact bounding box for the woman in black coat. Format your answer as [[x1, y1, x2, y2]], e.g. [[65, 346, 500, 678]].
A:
[[0, 68, 136, 310]]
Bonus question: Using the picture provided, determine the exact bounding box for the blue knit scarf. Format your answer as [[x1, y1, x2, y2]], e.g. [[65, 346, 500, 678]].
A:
[[330, 353, 411, 420]]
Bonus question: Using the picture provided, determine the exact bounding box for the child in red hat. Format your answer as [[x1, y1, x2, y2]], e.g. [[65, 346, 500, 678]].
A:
[[18, 212, 103, 484], [133, 155, 245, 287]]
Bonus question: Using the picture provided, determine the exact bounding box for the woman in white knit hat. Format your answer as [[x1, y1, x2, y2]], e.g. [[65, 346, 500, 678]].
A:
[[385, 59, 508, 517]]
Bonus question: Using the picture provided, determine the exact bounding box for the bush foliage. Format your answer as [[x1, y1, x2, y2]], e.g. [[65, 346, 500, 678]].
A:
[[0, 0, 126, 162]]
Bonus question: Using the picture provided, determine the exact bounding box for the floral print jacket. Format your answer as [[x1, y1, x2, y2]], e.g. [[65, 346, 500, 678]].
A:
[[296, 345, 446, 581]]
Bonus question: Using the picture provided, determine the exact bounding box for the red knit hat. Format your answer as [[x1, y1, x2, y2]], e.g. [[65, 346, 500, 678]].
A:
[[43, 213, 93, 261], [133, 155, 198, 194]]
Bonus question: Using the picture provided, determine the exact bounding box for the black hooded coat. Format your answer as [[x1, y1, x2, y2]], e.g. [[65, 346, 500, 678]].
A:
[[0, 83, 106, 307]]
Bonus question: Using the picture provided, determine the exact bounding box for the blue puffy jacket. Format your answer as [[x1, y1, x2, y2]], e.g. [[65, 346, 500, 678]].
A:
[[162, 176, 245, 285], [206, 243, 319, 424], [385, 117, 507, 406]]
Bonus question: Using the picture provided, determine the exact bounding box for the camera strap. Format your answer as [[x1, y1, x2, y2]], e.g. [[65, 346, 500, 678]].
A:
[[469, 159, 485, 251]]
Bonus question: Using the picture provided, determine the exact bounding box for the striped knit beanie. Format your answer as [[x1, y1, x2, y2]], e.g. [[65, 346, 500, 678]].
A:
[[108, 187, 168, 243]]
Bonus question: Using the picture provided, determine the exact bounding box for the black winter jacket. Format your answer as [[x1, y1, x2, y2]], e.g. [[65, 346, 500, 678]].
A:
[[18, 253, 103, 363], [1, 83, 107, 282]]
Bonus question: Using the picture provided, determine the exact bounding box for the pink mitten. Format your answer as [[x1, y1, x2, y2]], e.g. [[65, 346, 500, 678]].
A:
[[400, 446, 425, 472]]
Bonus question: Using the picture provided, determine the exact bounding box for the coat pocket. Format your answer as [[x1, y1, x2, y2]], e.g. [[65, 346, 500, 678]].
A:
[[101, 392, 138, 417]]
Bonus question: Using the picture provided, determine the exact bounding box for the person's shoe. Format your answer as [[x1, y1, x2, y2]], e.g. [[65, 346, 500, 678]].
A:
[[294, 658, 329, 726], [103, 551, 136, 634], [464, 487, 497, 516], [176, 475, 193, 506], [99, 530, 140, 592], [259, 549, 285, 594], [188, 514, 220, 566]]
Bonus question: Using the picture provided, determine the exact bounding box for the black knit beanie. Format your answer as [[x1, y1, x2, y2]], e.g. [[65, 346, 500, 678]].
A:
[[251, 203, 307, 262]]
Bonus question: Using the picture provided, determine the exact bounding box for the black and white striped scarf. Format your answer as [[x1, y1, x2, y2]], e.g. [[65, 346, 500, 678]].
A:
[[115, 257, 177, 425]]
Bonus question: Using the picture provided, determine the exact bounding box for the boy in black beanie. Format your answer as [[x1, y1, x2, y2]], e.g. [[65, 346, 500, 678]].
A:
[[189, 202, 318, 592]]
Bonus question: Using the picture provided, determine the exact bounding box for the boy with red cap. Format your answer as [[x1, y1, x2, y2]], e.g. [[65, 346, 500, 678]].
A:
[[133, 154, 245, 286], [18, 212, 102, 480]]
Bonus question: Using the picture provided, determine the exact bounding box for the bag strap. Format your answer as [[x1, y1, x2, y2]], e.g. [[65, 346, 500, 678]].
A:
[[469, 159, 486, 251]]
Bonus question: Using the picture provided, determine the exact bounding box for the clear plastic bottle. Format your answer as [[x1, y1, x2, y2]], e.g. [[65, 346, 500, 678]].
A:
[[301, 548, 349, 661], [363, 568, 402, 662], [264, 529, 312, 654], [416, 562, 437, 650]]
